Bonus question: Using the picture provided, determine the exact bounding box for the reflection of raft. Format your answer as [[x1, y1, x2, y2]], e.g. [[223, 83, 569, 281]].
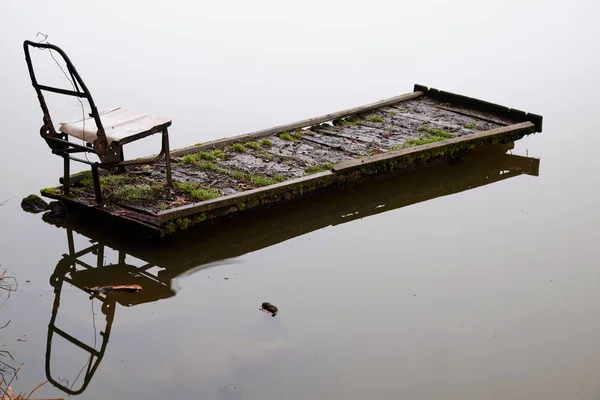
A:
[[44, 142, 540, 280], [39, 84, 542, 236], [43, 144, 539, 396]]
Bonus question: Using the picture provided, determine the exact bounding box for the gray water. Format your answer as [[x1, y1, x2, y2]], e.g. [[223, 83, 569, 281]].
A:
[[1, 0, 600, 398]]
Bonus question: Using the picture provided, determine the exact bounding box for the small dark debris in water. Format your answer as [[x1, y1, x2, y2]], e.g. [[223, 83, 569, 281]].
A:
[[223, 384, 238, 393], [261, 302, 278, 317], [224, 277, 229, 280], [20, 194, 49, 213], [87, 284, 143, 294], [26, 280, 31, 283]]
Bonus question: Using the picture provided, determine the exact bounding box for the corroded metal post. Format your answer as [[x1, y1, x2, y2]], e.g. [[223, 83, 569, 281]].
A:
[[164, 128, 172, 187], [91, 164, 102, 205], [63, 156, 70, 195]]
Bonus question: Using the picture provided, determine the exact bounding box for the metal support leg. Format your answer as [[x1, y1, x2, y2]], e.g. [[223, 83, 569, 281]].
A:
[[163, 128, 172, 187], [118, 146, 125, 173], [91, 164, 102, 205], [67, 228, 75, 256], [96, 244, 105, 268], [63, 156, 70, 195], [118, 251, 126, 265]]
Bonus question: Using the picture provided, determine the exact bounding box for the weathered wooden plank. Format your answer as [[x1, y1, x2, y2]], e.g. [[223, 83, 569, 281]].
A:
[[155, 171, 336, 223], [387, 108, 468, 131], [314, 128, 384, 145], [435, 105, 511, 126], [300, 134, 367, 156], [263, 138, 352, 166], [333, 122, 535, 173], [314, 127, 400, 149], [171, 91, 424, 157]]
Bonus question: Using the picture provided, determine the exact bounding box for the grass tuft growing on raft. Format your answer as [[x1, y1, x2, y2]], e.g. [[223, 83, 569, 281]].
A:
[[366, 115, 384, 123], [246, 141, 260, 150], [232, 143, 247, 153], [184, 155, 287, 188], [405, 136, 450, 146], [80, 173, 129, 187], [198, 161, 219, 171], [227, 169, 286, 186], [465, 123, 477, 129], [292, 131, 304, 140], [174, 182, 220, 201], [110, 184, 163, 203], [279, 132, 295, 141], [248, 174, 286, 186], [40, 187, 60, 197], [77, 173, 167, 205], [338, 115, 362, 126], [305, 163, 334, 175], [388, 127, 456, 151], [261, 138, 273, 147], [259, 152, 274, 161], [182, 149, 225, 164], [417, 126, 454, 138]]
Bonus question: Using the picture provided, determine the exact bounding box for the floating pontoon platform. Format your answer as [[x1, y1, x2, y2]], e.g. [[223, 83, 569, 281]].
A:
[[39, 84, 543, 236]]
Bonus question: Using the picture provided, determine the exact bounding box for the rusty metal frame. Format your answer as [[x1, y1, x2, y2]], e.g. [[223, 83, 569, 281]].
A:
[[23, 40, 172, 205]]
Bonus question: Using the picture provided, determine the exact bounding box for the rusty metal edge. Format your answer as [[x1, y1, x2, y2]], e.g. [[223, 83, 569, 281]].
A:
[[414, 84, 543, 132]]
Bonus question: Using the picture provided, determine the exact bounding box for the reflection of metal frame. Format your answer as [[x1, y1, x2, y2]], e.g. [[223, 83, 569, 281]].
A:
[[46, 230, 115, 395], [46, 228, 176, 395]]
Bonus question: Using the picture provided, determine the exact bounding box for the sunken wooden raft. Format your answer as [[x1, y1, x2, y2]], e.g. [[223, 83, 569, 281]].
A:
[[42, 84, 543, 235]]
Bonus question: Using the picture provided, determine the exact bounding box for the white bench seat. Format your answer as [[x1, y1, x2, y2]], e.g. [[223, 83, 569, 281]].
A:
[[59, 107, 171, 144]]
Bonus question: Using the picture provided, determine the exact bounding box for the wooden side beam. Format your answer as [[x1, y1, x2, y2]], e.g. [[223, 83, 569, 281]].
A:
[[155, 171, 336, 224]]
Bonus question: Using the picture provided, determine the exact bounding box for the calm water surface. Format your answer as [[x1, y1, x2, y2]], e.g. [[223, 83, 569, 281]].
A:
[[1, 1, 600, 399]]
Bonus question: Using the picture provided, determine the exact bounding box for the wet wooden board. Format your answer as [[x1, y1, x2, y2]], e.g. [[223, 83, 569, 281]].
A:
[[40, 84, 543, 236]]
